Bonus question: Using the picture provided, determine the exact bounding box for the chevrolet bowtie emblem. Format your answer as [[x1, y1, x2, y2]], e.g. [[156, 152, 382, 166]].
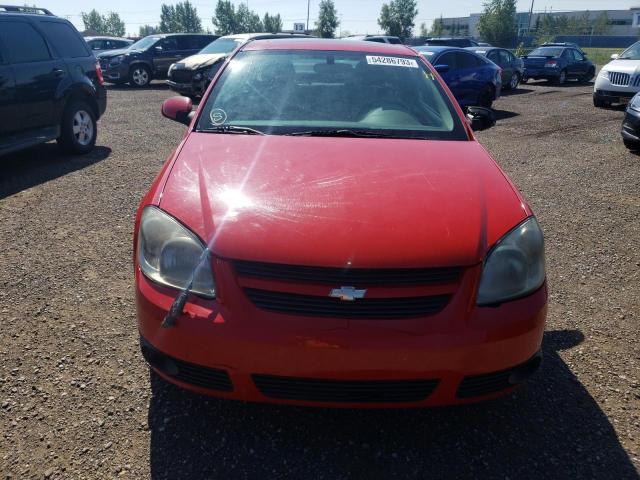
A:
[[329, 286, 367, 301]]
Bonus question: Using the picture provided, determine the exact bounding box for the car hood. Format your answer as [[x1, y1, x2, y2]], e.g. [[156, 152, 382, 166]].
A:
[[97, 48, 132, 59], [159, 134, 529, 268], [174, 53, 228, 70], [602, 59, 640, 73]]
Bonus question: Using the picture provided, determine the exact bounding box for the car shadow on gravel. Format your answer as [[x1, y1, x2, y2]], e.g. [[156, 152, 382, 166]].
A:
[[493, 110, 519, 121], [106, 82, 170, 92], [147, 329, 639, 480], [501, 87, 535, 96], [0, 144, 111, 199]]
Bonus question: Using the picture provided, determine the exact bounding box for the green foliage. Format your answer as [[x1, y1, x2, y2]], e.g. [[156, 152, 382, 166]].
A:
[[139, 25, 159, 36], [236, 4, 263, 33], [81, 9, 125, 36], [377, 0, 418, 39], [316, 0, 340, 38], [263, 13, 283, 33], [158, 2, 201, 33], [477, 0, 517, 47], [212, 0, 238, 35], [160, 5, 179, 33], [592, 12, 611, 35], [419, 22, 428, 37], [514, 42, 526, 57], [429, 16, 444, 36]]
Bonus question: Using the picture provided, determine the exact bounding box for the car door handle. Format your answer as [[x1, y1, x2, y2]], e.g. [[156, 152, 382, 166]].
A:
[[51, 68, 65, 78]]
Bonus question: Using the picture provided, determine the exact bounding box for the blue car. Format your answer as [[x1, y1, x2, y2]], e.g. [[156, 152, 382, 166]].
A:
[[414, 46, 502, 108], [521, 46, 595, 85]]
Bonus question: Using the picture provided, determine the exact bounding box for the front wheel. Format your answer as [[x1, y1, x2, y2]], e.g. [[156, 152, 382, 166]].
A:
[[129, 65, 151, 88], [623, 138, 640, 151], [508, 72, 520, 90], [478, 85, 494, 108], [57, 101, 97, 154]]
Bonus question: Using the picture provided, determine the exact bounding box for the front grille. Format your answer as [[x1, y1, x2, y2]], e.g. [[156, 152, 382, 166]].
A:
[[245, 288, 450, 319], [234, 260, 462, 285], [99, 59, 108, 70], [170, 69, 193, 83], [609, 71, 630, 87], [456, 354, 542, 399], [253, 374, 439, 403], [633, 76, 640, 87], [141, 338, 233, 392]]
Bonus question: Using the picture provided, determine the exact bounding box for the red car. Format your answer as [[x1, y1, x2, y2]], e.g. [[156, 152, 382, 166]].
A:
[[135, 39, 547, 408]]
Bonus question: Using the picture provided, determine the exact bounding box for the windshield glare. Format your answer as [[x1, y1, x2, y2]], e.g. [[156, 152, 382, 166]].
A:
[[197, 50, 465, 140], [200, 38, 244, 55], [529, 47, 562, 57], [128, 36, 159, 51], [620, 42, 640, 59]]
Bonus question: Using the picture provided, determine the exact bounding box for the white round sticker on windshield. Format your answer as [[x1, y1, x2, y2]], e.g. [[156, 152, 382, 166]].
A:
[[210, 108, 227, 125]]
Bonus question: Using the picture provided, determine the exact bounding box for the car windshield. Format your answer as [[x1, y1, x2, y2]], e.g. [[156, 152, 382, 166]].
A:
[[128, 36, 159, 51], [528, 47, 562, 57], [200, 38, 244, 55], [197, 49, 466, 140], [619, 42, 640, 59]]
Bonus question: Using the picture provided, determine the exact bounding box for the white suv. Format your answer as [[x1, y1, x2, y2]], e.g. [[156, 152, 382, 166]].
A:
[[594, 41, 640, 108]]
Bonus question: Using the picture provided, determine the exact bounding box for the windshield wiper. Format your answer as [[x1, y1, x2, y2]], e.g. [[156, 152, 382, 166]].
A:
[[199, 125, 266, 135], [286, 129, 396, 138]]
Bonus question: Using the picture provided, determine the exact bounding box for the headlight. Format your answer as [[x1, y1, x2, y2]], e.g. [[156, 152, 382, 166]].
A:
[[137, 206, 216, 298], [629, 93, 640, 111], [477, 217, 545, 305], [109, 54, 125, 66], [598, 70, 609, 79]]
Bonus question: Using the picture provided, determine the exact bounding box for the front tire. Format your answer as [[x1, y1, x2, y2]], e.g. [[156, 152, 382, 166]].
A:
[[624, 138, 640, 151], [507, 72, 520, 90], [129, 65, 151, 88], [57, 100, 97, 154], [478, 85, 494, 108]]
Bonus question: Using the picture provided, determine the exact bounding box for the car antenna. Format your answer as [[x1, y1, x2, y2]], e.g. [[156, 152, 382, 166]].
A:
[[161, 247, 211, 328]]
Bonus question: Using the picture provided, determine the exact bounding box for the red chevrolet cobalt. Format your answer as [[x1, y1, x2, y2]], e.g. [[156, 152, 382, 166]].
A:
[[135, 39, 546, 407]]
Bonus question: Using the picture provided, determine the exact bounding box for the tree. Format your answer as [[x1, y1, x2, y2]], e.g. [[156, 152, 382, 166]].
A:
[[139, 25, 158, 36], [429, 16, 444, 36], [81, 9, 105, 34], [81, 9, 125, 36], [315, 0, 339, 38], [159, 4, 179, 33], [212, 0, 238, 35], [477, 0, 517, 47], [419, 22, 428, 37], [104, 12, 125, 37], [263, 13, 283, 33], [592, 12, 610, 35], [236, 4, 263, 33], [175, 1, 202, 32], [378, 0, 418, 39]]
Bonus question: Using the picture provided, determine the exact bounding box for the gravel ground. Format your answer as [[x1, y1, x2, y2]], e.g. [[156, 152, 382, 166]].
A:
[[1, 79, 639, 479]]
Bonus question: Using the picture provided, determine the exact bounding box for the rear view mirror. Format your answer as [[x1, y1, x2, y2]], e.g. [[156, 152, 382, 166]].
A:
[[434, 64, 450, 73], [466, 106, 496, 131], [161, 96, 193, 126], [610, 53, 619, 60]]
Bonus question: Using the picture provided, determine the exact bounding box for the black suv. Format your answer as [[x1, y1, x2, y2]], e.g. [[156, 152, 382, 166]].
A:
[[0, 5, 107, 156], [97, 33, 217, 87]]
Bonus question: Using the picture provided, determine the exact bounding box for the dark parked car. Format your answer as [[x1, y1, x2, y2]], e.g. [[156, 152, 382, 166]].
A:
[[466, 47, 523, 90], [97, 33, 217, 87], [84, 36, 133, 55], [621, 92, 640, 150], [521, 46, 595, 85], [343, 35, 402, 44], [541, 42, 585, 54], [0, 5, 107, 156], [414, 46, 501, 108], [167, 33, 310, 98], [423, 37, 480, 48]]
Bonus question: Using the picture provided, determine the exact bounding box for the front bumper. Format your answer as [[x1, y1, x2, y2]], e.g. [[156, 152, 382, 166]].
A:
[[622, 107, 640, 142], [136, 264, 547, 408], [594, 89, 636, 104], [99, 60, 129, 83]]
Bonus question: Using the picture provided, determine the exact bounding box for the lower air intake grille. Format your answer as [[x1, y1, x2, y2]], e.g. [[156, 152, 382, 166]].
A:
[[169, 69, 193, 84], [233, 260, 462, 285], [245, 288, 450, 319], [141, 338, 233, 392], [456, 353, 542, 399], [253, 374, 439, 403]]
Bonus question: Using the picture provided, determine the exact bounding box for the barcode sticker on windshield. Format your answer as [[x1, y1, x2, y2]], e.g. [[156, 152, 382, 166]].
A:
[[366, 56, 419, 68]]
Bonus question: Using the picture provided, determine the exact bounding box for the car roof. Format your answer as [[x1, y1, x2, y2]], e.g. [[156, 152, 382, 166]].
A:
[[464, 46, 501, 53], [243, 38, 416, 55], [222, 33, 309, 41], [85, 36, 132, 41], [414, 45, 462, 53]]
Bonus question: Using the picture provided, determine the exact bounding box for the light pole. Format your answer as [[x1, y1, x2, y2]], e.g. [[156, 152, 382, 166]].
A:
[[306, 0, 310, 32]]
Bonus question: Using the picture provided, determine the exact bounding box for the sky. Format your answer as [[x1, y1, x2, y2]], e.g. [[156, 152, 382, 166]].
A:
[[49, 0, 639, 37]]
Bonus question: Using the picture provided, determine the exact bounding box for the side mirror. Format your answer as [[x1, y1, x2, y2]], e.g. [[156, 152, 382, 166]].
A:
[[434, 64, 450, 73], [466, 106, 495, 131], [610, 53, 619, 60], [154, 46, 163, 54], [161, 96, 193, 126]]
